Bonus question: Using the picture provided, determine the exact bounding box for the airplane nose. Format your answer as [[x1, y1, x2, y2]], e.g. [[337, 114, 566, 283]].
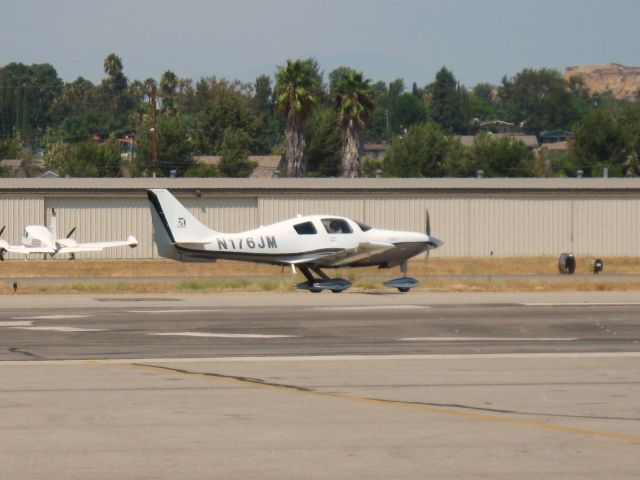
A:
[[427, 235, 444, 248]]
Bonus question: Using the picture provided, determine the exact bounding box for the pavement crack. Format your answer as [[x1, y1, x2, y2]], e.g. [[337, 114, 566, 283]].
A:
[[8, 347, 43, 360], [132, 363, 317, 394], [123, 362, 640, 443], [373, 398, 640, 422]]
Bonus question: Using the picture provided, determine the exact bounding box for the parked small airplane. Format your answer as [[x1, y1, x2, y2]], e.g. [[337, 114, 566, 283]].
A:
[[148, 188, 443, 292], [0, 209, 137, 260]]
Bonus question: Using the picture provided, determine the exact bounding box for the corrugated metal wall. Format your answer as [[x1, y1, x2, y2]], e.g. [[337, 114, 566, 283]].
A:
[[44, 197, 151, 259], [0, 192, 638, 258], [188, 196, 258, 233], [0, 197, 45, 246], [573, 197, 640, 256]]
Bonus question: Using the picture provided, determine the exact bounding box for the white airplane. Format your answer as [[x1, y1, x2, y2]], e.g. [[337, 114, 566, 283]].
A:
[[148, 189, 443, 292], [0, 209, 138, 260]]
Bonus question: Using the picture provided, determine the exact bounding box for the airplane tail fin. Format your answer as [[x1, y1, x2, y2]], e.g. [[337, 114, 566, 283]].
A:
[[147, 189, 218, 259]]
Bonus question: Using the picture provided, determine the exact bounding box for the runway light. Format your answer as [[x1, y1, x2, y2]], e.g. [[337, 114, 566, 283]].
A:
[[593, 258, 603, 275]]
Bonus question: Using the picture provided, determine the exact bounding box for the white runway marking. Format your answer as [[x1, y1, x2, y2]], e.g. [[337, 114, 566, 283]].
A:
[[12, 315, 89, 320], [12, 326, 106, 332], [2, 352, 640, 366], [0, 321, 34, 327], [399, 337, 579, 342], [314, 305, 427, 311], [127, 309, 234, 314], [149, 332, 297, 339], [523, 302, 640, 307]]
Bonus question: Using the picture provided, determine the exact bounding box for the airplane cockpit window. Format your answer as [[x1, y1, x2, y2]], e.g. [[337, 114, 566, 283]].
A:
[[355, 221, 372, 232], [322, 218, 353, 234], [294, 221, 318, 235]]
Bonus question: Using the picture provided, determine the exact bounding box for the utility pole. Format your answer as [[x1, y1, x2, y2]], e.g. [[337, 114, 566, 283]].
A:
[[150, 84, 158, 178]]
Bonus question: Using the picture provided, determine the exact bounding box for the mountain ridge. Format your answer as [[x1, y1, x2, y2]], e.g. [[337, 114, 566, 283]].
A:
[[565, 63, 640, 100]]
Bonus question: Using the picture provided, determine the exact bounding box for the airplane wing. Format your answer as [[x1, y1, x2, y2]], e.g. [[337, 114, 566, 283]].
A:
[[306, 241, 395, 267], [0, 244, 56, 255], [56, 236, 138, 255]]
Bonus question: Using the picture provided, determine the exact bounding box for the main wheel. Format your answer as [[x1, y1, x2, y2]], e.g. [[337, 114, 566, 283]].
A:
[[331, 289, 343, 293], [398, 287, 410, 293]]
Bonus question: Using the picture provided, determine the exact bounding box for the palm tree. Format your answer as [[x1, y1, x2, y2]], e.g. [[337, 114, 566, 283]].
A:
[[333, 69, 374, 177], [160, 70, 178, 114], [103, 53, 125, 91], [274, 59, 320, 177], [102, 53, 127, 114]]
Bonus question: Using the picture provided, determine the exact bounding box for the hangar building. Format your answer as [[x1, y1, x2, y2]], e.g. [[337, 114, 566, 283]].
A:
[[0, 178, 639, 259]]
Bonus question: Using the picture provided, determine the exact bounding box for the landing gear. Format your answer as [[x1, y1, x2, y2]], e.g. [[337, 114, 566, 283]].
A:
[[383, 260, 418, 293], [295, 266, 352, 293], [383, 277, 418, 292]]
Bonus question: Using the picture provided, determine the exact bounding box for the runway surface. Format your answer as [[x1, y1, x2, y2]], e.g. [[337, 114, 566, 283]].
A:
[[1, 292, 639, 479]]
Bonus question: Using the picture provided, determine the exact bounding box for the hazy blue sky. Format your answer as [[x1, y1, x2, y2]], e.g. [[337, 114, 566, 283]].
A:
[[2, 0, 639, 87]]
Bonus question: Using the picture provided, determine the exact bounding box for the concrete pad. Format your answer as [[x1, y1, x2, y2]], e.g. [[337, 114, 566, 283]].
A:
[[1, 354, 639, 479]]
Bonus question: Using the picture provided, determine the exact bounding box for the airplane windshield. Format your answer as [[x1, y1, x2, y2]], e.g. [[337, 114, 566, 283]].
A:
[[321, 218, 353, 234], [355, 221, 372, 232], [294, 221, 317, 235]]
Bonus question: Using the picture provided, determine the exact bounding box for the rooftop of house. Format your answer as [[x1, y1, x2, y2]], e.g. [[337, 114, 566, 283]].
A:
[[194, 155, 283, 178]]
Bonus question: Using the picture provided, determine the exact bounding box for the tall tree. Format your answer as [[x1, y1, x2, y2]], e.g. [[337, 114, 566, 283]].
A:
[[383, 122, 450, 177], [498, 68, 585, 134], [274, 59, 320, 177], [159, 70, 178, 114], [365, 80, 390, 141], [195, 86, 260, 154], [430, 67, 467, 133], [328, 66, 352, 98], [218, 127, 257, 177], [387, 78, 406, 134], [46, 138, 122, 177], [50, 76, 95, 120], [470, 133, 535, 177], [134, 113, 194, 177], [394, 93, 427, 131], [103, 53, 125, 89], [333, 68, 374, 177], [101, 53, 128, 115], [468, 83, 501, 124], [253, 74, 280, 153], [305, 107, 342, 177], [570, 109, 626, 176], [0, 62, 63, 141]]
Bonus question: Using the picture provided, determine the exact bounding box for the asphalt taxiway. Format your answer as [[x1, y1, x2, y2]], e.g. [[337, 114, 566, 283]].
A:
[[1, 292, 639, 479]]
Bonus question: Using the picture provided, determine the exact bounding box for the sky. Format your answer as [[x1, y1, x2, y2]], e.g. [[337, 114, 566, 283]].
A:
[[2, 0, 640, 87]]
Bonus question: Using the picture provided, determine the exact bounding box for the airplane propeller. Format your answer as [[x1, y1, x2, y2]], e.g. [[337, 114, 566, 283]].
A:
[[0, 226, 5, 261], [425, 209, 432, 264]]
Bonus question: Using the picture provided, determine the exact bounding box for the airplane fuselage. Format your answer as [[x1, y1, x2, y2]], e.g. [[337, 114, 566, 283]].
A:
[[22, 225, 56, 250], [148, 188, 442, 292], [169, 215, 432, 268]]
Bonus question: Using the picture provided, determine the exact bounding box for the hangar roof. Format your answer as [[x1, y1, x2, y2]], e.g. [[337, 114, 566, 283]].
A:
[[1, 177, 640, 195]]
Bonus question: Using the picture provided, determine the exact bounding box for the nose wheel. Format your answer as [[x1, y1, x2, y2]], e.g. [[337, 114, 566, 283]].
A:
[[383, 260, 418, 292], [383, 277, 418, 292]]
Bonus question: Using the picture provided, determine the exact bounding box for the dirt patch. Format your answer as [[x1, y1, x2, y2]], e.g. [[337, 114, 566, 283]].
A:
[[0, 256, 637, 277]]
